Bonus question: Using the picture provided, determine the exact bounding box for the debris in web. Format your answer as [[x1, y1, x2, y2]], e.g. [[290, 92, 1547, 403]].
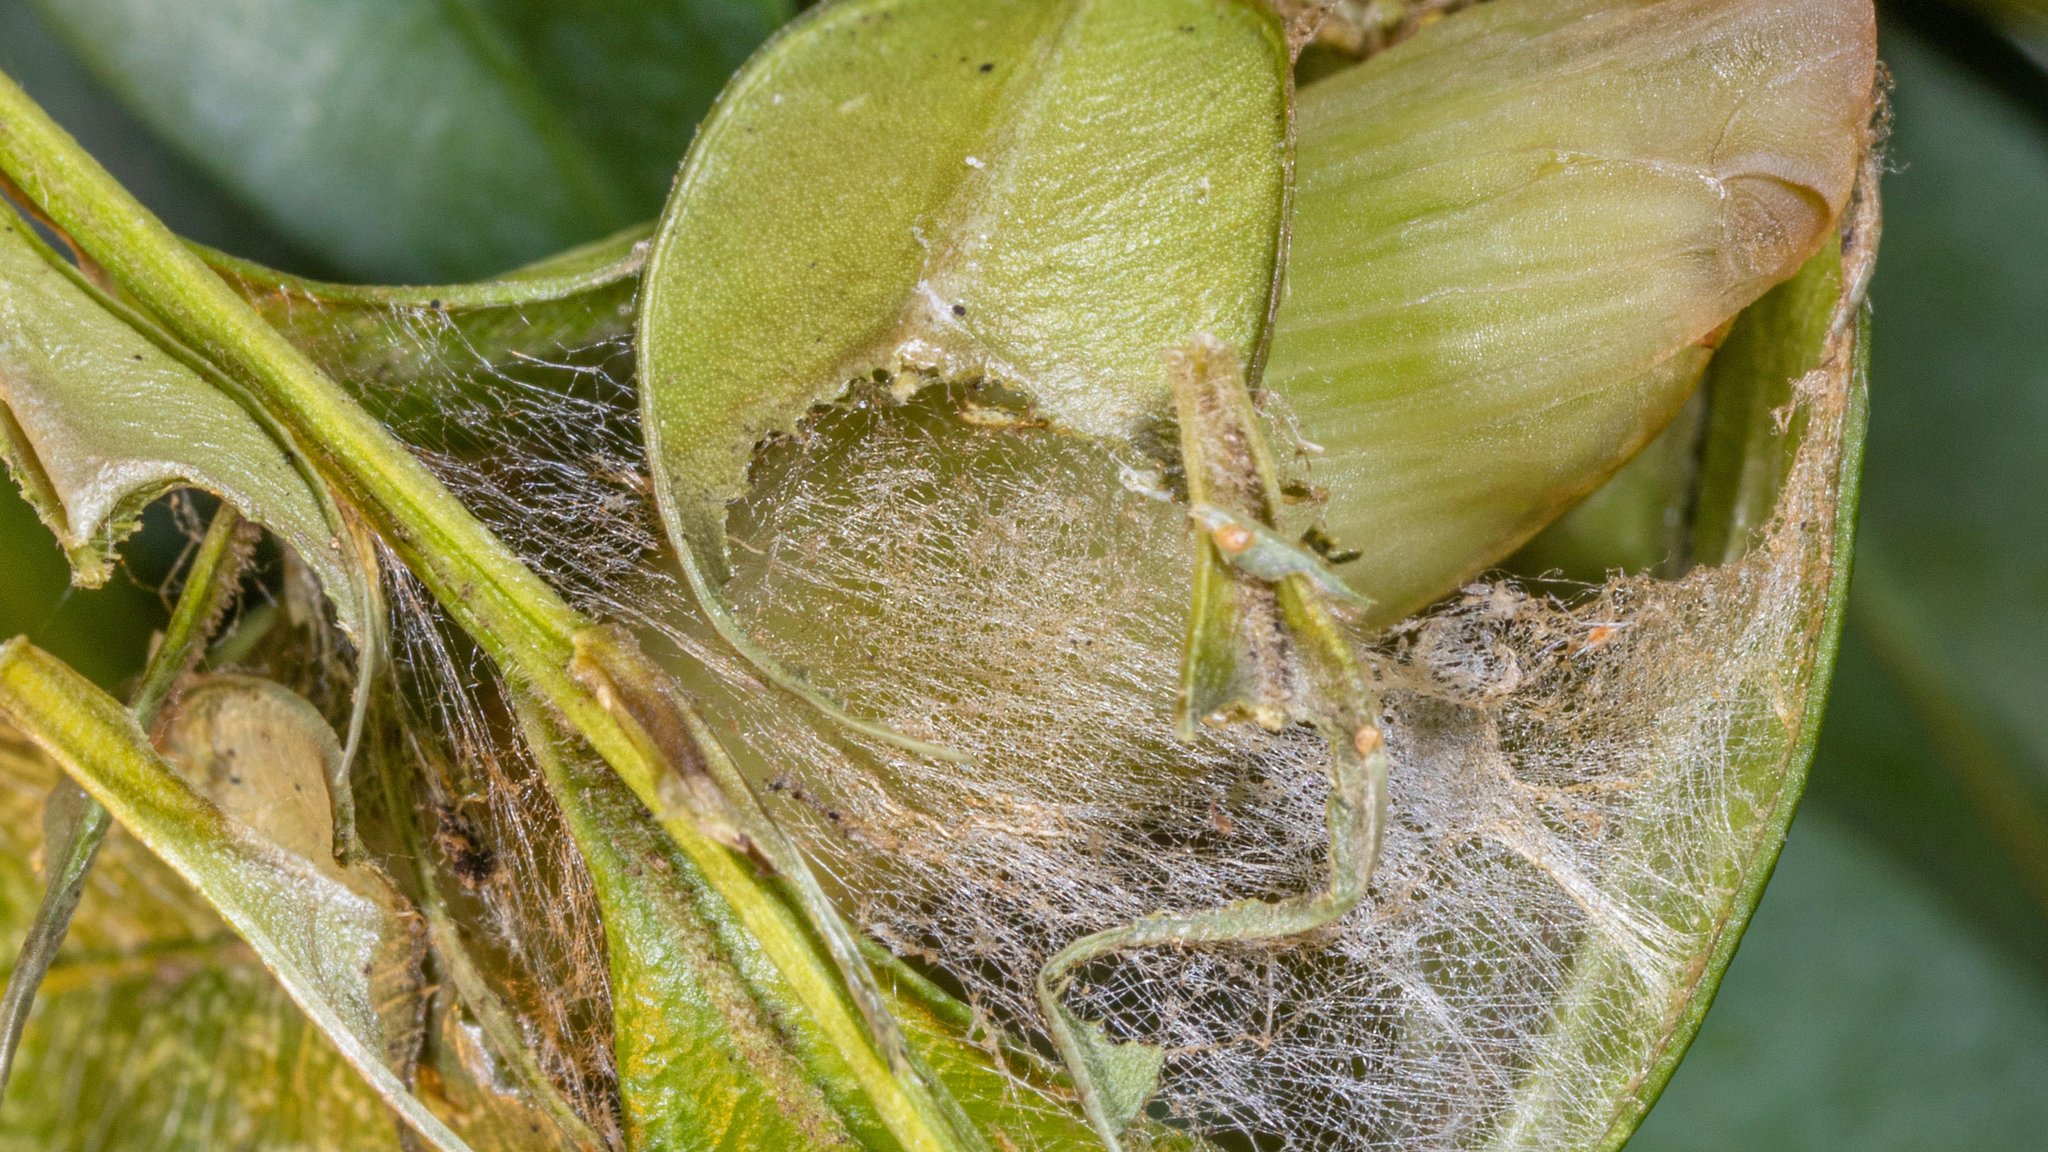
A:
[[1298, 1, 1480, 58], [231, 155, 1865, 1149], [707, 288, 1860, 1148]]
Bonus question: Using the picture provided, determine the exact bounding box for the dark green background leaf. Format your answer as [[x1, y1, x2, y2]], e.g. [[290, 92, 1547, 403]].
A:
[[1799, 15, 2048, 971], [0, 0, 318, 270], [10, 0, 787, 280], [1627, 812, 2048, 1151]]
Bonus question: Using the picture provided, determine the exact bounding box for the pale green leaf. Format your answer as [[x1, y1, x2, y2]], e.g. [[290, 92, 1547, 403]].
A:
[[516, 696, 856, 1152], [0, 207, 376, 652], [639, 0, 1292, 585], [0, 505, 248, 1100], [1266, 0, 1876, 627]]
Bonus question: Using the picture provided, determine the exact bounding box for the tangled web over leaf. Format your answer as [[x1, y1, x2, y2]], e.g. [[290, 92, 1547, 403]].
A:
[[704, 353, 1849, 1148], [279, 219, 1853, 1149]]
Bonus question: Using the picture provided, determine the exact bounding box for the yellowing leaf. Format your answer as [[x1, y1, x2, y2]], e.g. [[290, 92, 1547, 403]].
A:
[[0, 643, 470, 1152], [0, 729, 405, 1151]]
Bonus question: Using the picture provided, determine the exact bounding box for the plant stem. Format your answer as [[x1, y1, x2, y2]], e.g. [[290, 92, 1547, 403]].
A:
[[0, 69, 977, 1152]]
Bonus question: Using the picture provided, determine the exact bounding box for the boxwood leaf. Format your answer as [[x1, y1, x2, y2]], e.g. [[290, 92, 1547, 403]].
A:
[[199, 223, 649, 387], [638, 0, 1291, 743], [24, 0, 788, 280], [639, 0, 1292, 586], [0, 206, 377, 656], [1482, 236, 1868, 1152], [1265, 0, 1876, 627]]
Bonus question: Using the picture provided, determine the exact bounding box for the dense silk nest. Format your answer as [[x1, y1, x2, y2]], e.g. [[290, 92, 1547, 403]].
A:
[[703, 255, 1861, 1147], [275, 208, 1860, 1148], [240, 94, 1870, 1152]]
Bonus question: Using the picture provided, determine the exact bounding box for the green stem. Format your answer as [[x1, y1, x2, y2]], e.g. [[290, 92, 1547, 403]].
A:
[[0, 69, 975, 1152], [0, 502, 246, 1096]]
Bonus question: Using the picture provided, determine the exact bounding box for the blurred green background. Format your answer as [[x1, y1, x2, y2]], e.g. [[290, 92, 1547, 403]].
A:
[[2, 1, 2045, 1146]]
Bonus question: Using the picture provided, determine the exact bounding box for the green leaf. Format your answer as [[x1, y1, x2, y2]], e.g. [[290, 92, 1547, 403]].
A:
[[1796, 20, 2048, 970], [0, 644, 472, 1152], [201, 224, 649, 429], [638, 0, 1291, 740], [1265, 0, 1876, 628], [25, 0, 787, 280], [0, 206, 376, 654], [0, 729, 407, 1151], [1624, 812, 2048, 1152], [640, 0, 1290, 581]]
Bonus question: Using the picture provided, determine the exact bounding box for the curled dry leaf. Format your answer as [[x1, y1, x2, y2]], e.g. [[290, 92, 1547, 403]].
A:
[[0, 647, 470, 1152], [0, 208, 376, 650]]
